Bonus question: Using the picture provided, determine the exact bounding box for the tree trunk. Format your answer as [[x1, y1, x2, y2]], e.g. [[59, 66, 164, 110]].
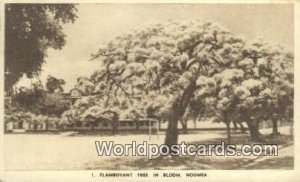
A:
[[45, 120, 49, 131], [223, 112, 230, 143], [112, 121, 118, 135], [246, 120, 264, 142], [226, 121, 231, 143], [135, 119, 139, 131], [34, 122, 38, 130], [193, 119, 197, 129], [165, 107, 181, 146], [233, 121, 238, 131], [91, 122, 95, 131], [180, 120, 188, 134], [165, 81, 196, 146], [239, 123, 246, 133], [158, 120, 161, 130], [272, 118, 280, 136]]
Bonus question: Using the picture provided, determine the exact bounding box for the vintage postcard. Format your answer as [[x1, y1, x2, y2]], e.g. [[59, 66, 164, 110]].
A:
[[0, 1, 299, 181]]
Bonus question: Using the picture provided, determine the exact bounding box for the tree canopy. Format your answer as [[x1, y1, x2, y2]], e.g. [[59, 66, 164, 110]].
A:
[[5, 4, 77, 94], [12, 79, 70, 117], [46, 75, 66, 93], [61, 19, 293, 146]]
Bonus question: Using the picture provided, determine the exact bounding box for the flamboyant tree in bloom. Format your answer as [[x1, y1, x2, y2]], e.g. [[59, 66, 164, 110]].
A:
[[75, 77, 95, 95], [200, 69, 245, 142], [61, 96, 94, 126], [65, 19, 293, 146], [195, 38, 294, 142], [89, 20, 249, 146], [235, 39, 293, 139], [61, 94, 121, 134]]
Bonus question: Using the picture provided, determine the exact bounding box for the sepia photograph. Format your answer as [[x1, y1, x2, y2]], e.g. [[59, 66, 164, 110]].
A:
[[1, 1, 298, 181]]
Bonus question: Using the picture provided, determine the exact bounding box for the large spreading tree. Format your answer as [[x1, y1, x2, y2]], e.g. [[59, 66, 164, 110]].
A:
[[88, 20, 293, 146], [5, 4, 77, 94], [89, 20, 249, 146], [58, 19, 293, 149]]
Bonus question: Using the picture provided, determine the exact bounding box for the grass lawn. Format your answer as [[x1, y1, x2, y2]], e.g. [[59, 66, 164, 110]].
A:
[[4, 126, 293, 170]]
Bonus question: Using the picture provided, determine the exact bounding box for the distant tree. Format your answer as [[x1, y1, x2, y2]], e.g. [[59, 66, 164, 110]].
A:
[[39, 93, 70, 117], [225, 40, 293, 140], [66, 97, 121, 134], [209, 69, 244, 142], [13, 82, 70, 117], [46, 75, 66, 93], [195, 39, 293, 142], [61, 109, 78, 126], [5, 4, 77, 94], [81, 105, 103, 130], [13, 82, 45, 114]]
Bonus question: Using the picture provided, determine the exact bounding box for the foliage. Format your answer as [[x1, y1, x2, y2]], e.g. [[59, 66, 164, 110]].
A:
[[63, 19, 293, 143], [4, 104, 60, 130], [88, 20, 249, 144], [46, 75, 66, 93], [75, 77, 95, 95], [5, 4, 77, 94], [12, 82, 70, 117]]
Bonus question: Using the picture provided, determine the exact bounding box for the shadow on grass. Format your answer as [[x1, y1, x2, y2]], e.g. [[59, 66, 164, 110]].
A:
[[187, 131, 293, 146], [242, 156, 294, 169], [85, 132, 293, 170], [64, 131, 164, 137], [86, 154, 293, 170]]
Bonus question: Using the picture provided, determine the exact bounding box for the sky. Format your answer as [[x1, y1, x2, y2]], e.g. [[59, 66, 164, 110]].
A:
[[16, 3, 294, 92]]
